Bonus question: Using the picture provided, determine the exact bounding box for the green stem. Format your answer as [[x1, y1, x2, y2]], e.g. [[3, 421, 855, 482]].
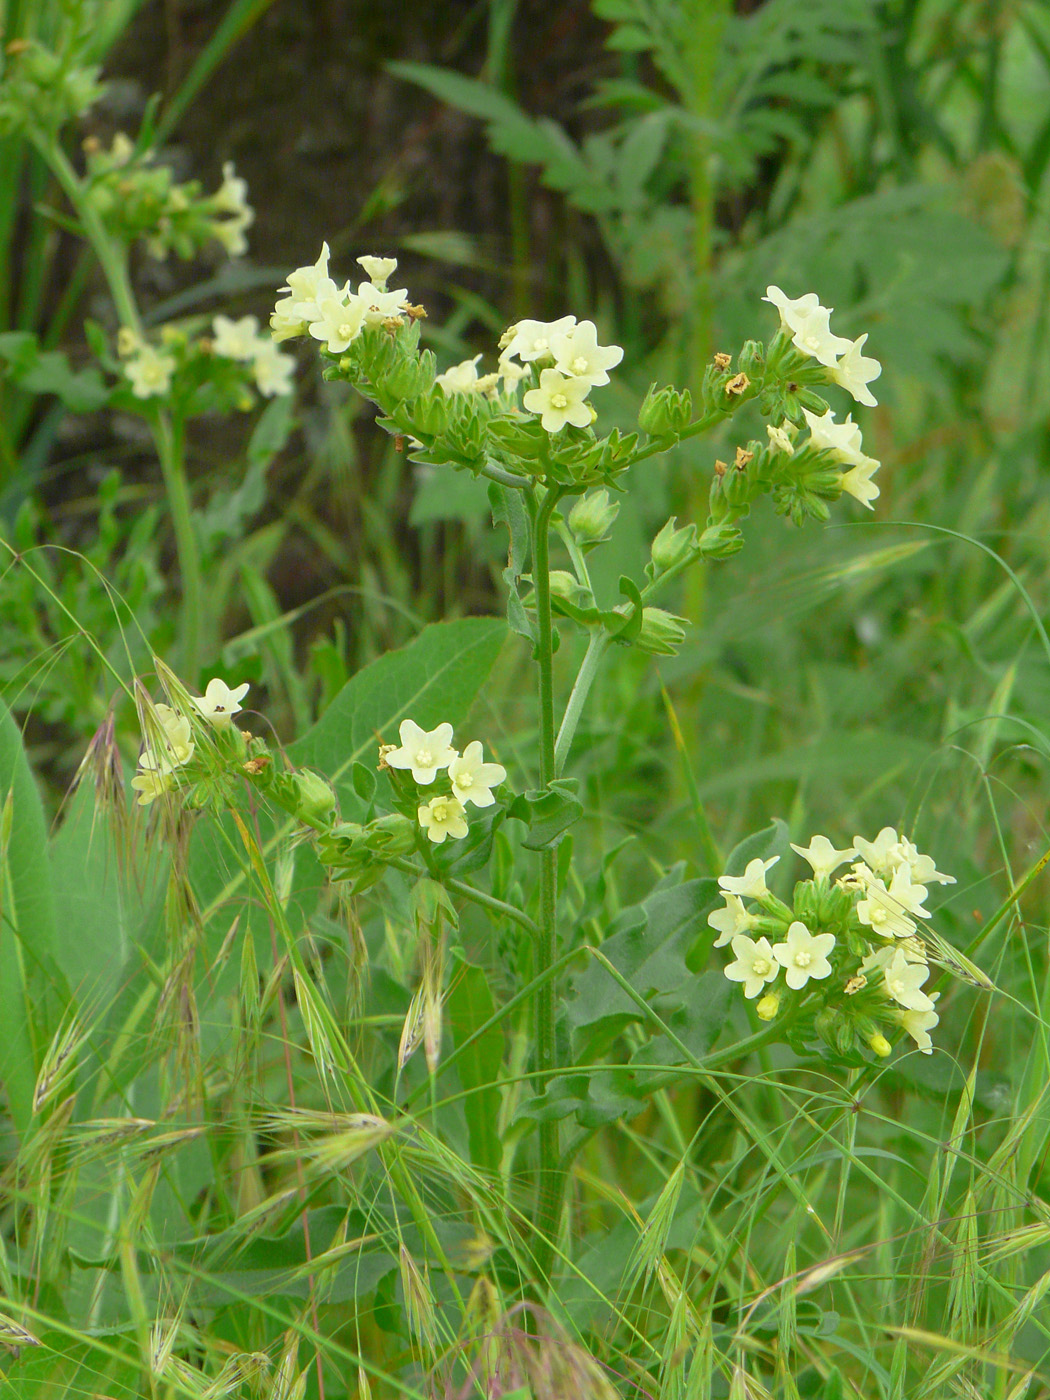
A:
[[37, 133, 204, 676], [153, 411, 202, 676], [554, 629, 608, 777], [36, 136, 140, 334], [530, 483, 564, 1283]]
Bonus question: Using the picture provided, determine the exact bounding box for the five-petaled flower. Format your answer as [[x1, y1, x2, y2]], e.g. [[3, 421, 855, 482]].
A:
[[771, 921, 835, 989], [386, 720, 457, 785], [499, 316, 577, 363], [125, 344, 176, 399], [418, 794, 469, 844], [724, 935, 780, 999], [829, 333, 881, 406], [192, 678, 249, 727], [449, 742, 506, 808], [522, 368, 595, 433], [549, 320, 624, 387], [708, 892, 759, 947], [893, 992, 940, 1053]]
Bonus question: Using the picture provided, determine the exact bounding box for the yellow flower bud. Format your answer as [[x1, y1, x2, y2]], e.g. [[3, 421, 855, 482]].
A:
[[756, 993, 779, 1022], [869, 1032, 892, 1058]]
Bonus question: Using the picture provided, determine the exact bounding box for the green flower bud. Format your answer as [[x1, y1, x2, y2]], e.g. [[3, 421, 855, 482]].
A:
[[547, 570, 582, 602], [379, 353, 428, 403], [412, 386, 450, 437], [635, 607, 687, 656], [638, 384, 692, 436], [792, 879, 820, 928], [797, 388, 831, 413], [737, 339, 764, 377], [293, 769, 336, 825], [648, 516, 699, 575], [698, 522, 743, 559], [568, 489, 619, 544], [364, 812, 417, 856]]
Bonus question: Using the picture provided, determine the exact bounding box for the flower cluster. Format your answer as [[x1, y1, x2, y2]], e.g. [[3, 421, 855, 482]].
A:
[[84, 135, 254, 260], [763, 407, 881, 510], [118, 316, 294, 402], [711, 829, 957, 1056], [270, 245, 409, 350], [500, 317, 624, 434], [764, 287, 882, 407], [381, 719, 507, 845], [131, 678, 248, 805]]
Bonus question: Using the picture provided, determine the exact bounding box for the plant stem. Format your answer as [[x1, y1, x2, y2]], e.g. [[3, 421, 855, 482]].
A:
[[37, 133, 204, 676], [153, 410, 202, 676], [530, 482, 564, 1282], [554, 629, 608, 777]]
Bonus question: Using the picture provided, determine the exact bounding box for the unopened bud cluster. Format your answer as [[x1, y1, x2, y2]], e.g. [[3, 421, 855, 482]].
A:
[[84, 136, 254, 260], [711, 829, 959, 1056]]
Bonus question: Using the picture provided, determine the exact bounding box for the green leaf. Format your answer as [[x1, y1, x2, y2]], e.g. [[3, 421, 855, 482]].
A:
[[568, 877, 722, 1058], [289, 617, 506, 811], [0, 331, 109, 411], [0, 701, 61, 1136], [722, 818, 791, 880], [508, 779, 583, 850], [446, 952, 504, 1176]]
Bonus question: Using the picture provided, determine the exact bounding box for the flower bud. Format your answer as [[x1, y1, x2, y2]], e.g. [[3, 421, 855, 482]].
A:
[[756, 993, 779, 1022], [792, 879, 820, 927], [638, 384, 692, 436], [869, 1032, 892, 1058], [737, 339, 764, 377], [635, 607, 687, 656], [649, 516, 699, 574], [547, 570, 581, 602], [698, 522, 743, 559], [412, 386, 450, 437], [569, 489, 619, 544], [293, 769, 336, 824], [797, 388, 831, 413], [364, 812, 417, 856]]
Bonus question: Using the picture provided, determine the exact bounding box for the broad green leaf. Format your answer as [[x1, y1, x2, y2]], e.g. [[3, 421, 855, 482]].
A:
[[446, 952, 504, 1176], [0, 700, 61, 1135], [722, 817, 791, 879], [508, 780, 582, 850], [568, 877, 722, 1058]]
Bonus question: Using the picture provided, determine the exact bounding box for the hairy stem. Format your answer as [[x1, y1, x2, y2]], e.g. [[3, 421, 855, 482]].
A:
[[530, 483, 564, 1283]]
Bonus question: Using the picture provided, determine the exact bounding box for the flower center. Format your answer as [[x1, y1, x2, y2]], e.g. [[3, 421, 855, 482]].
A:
[[531, 337, 549, 352], [433, 800, 449, 820], [571, 355, 588, 375], [753, 957, 772, 976], [457, 772, 473, 788], [416, 747, 433, 768], [552, 393, 568, 409], [794, 951, 812, 967], [889, 977, 905, 998], [870, 906, 888, 927], [338, 322, 353, 339]]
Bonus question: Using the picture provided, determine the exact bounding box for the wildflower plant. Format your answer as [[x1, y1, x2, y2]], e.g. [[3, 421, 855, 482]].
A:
[[107, 239, 986, 1305]]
